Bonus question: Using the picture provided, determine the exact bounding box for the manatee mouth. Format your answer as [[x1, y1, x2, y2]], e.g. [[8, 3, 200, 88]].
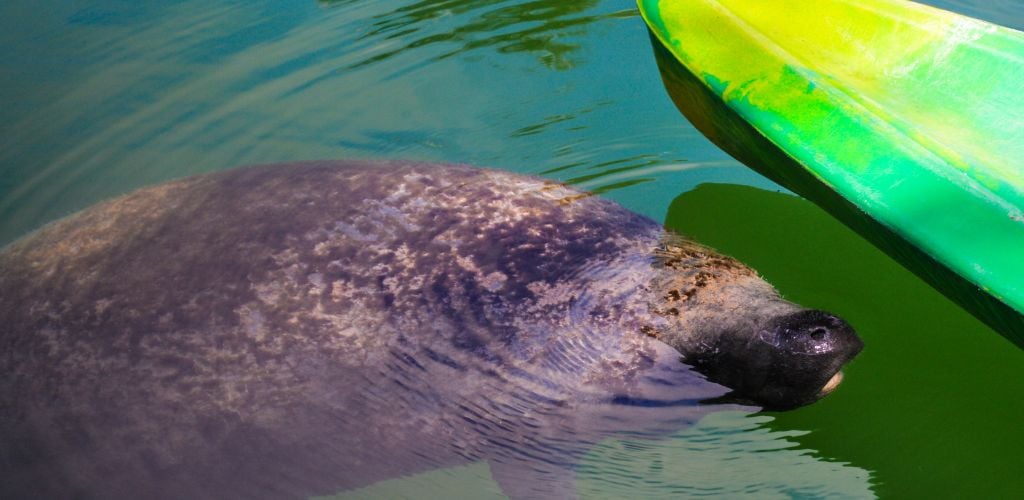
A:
[[817, 370, 844, 397]]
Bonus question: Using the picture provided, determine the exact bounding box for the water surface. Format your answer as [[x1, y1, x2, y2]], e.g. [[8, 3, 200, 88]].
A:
[[2, 0, 1023, 497]]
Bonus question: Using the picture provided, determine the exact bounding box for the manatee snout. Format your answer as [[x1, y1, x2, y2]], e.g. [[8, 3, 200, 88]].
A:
[[694, 308, 863, 410], [763, 309, 861, 358], [649, 243, 862, 411], [761, 310, 862, 405]]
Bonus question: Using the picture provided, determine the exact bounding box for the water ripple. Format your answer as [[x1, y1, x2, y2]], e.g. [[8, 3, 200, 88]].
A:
[[340, 0, 635, 71]]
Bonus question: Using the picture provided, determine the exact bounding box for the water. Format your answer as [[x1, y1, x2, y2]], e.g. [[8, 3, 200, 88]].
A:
[[1, 0, 1022, 498]]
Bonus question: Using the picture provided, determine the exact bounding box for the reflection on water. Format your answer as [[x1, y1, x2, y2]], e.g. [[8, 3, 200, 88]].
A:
[[577, 412, 871, 498], [336, 412, 872, 499], [328, 0, 631, 71]]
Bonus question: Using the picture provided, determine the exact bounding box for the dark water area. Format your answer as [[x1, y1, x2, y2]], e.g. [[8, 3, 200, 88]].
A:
[[1, 0, 1022, 498], [669, 184, 1024, 499]]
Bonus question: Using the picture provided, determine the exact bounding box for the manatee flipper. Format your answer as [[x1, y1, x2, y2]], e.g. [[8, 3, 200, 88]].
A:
[[488, 457, 578, 500]]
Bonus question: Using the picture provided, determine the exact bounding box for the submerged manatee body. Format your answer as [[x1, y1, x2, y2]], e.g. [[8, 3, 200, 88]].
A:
[[0, 161, 861, 499]]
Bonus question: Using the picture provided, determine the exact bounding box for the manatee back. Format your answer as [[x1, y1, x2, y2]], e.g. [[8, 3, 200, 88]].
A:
[[0, 160, 667, 498]]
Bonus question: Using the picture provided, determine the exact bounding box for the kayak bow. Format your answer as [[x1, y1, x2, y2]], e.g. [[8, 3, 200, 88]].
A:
[[640, 0, 1024, 344]]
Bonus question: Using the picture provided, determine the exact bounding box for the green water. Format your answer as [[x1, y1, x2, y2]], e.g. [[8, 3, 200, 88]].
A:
[[669, 184, 1024, 499], [2, 0, 1022, 498]]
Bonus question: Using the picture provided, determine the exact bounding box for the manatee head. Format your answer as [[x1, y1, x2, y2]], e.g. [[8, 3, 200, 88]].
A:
[[647, 236, 863, 410]]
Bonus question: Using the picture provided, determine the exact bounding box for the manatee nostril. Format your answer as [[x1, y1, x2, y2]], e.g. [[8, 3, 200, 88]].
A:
[[762, 309, 859, 355]]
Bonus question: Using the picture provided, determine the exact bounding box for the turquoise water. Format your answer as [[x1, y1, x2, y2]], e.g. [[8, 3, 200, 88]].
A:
[[0, 0, 782, 246], [2, 0, 1022, 498]]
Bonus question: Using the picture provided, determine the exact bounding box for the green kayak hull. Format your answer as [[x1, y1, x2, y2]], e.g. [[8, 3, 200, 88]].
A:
[[640, 0, 1024, 346]]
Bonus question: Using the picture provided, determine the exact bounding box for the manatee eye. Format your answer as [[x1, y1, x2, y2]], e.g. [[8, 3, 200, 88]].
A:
[[809, 327, 827, 341]]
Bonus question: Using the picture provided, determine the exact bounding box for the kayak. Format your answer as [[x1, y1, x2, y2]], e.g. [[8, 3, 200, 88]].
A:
[[639, 0, 1024, 346]]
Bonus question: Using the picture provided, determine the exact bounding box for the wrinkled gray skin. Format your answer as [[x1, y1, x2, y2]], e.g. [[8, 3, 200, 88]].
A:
[[0, 161, 861, 499]]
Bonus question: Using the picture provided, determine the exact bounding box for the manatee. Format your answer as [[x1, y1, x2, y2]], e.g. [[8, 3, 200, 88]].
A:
[[0, 160, 862, 499]]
